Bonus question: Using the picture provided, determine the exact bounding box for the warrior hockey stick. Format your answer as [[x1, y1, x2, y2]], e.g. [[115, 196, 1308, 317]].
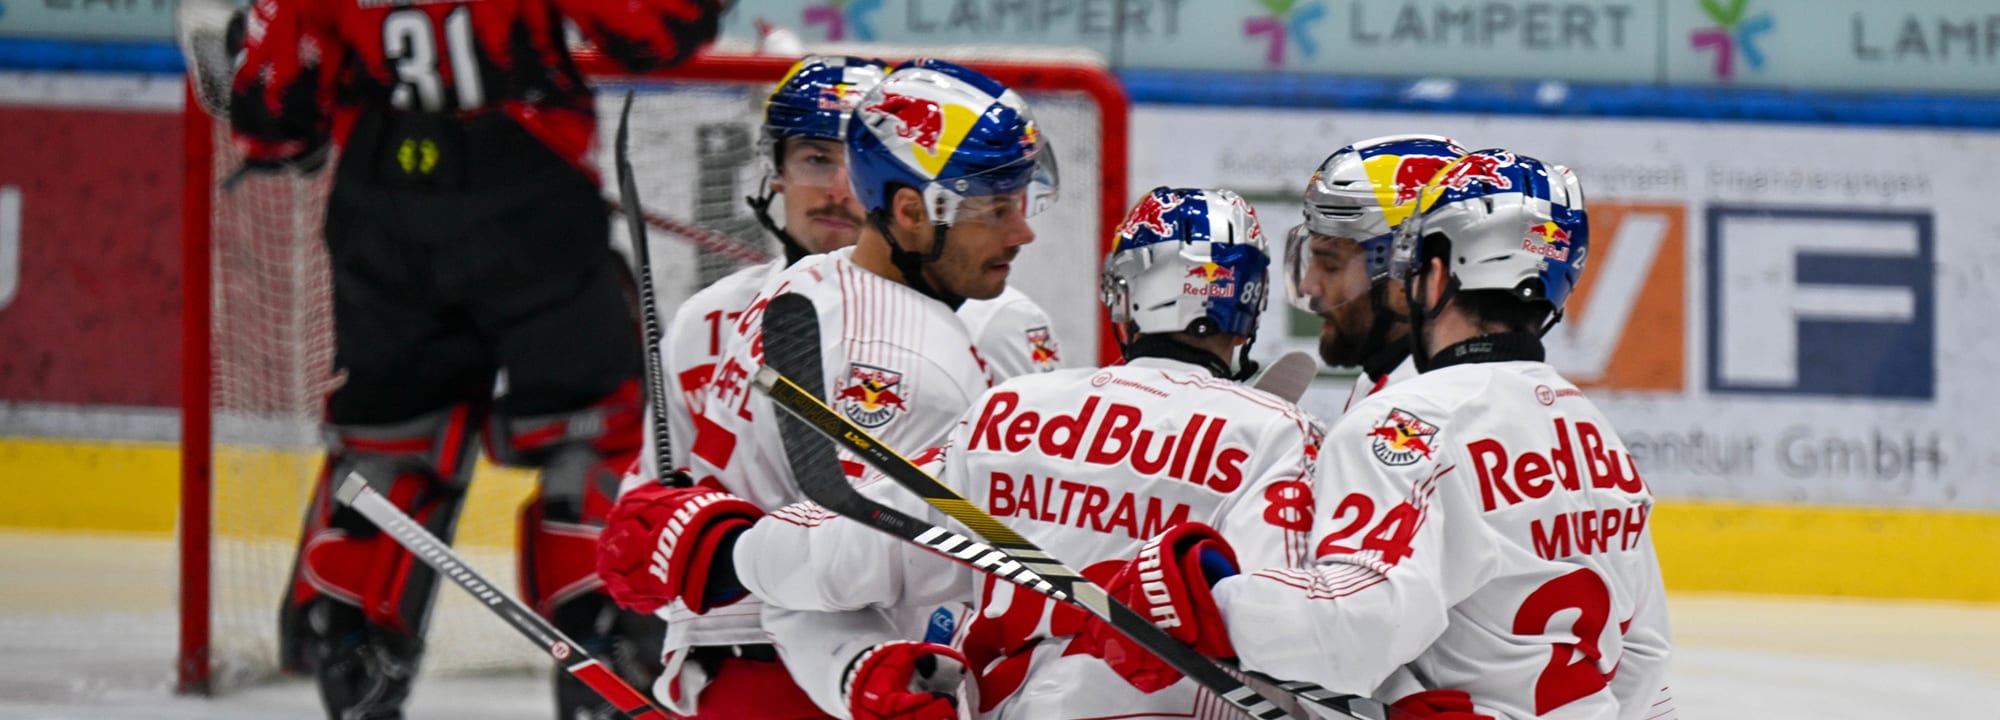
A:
[[333, 473, 668, 720], [754, 295, 1401, 720], [613, 91, 686, 485], [757, 295, 1358, 720]]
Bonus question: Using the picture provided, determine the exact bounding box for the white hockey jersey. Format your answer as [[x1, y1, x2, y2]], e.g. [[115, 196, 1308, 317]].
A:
[[735, 357, 1328, 719], [646, 258, 785, 478], [1341, 356, 1417, 415], [957, 286, 1064, 378], [1215, 359, 1672, 720], [645, 264, 1061, 479], [658, 246, 994, 712]]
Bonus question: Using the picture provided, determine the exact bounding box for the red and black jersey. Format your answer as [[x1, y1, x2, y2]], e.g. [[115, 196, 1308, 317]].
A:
[[230, 0, 722, 178]]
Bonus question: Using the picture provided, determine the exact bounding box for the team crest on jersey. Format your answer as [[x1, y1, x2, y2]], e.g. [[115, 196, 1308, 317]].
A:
[[1026, 326, 1060, 370], [836, 364, 910, 429], [1367, 408, 1438, 466]]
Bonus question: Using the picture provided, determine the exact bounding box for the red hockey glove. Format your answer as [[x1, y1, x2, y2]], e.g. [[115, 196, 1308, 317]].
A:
[[844, 641, 967, 720], [595, 483, 761, 615], [1085, 522, 1240, 692], [1389, 689, 1496, 719]]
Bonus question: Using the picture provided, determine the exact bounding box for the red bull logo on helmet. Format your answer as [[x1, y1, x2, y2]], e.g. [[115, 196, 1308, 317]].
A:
[[1368, 408, 1439, 466], [1117, 191, 1182, 240], [864, 92, 944, 152], [835, 363, 909, 428], [1436, 151, 1517, 194], [1182, 261, 1238, 298], [817, 82, 864, 111], [1389, 155, 1457, 206], [1522, 221, 1573, 261]]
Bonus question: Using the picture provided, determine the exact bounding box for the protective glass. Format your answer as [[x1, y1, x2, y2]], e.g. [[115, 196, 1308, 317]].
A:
[[1284, 223, 1371, 315]]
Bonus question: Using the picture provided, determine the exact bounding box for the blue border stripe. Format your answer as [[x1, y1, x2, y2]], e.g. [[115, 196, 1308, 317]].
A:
[[0, 38, 186, 75], [1121, 69, 2000, 130], [5, 38, 1999, 130]]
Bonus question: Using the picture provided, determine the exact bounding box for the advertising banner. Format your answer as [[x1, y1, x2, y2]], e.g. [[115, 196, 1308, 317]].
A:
[[1130, 105, 2000, 511], [719, 0, 1999, 93], [0, 0, 177, 40], [0, 101, 184, 408]]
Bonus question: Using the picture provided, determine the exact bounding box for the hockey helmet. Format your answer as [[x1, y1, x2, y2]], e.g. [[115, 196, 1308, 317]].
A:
[[1390, 149, 1590, 317], [1285, 134, 1467, 314], [759, 55, 889, 183], [1101, 187, 1271, 341], [846, 58, 1057, 228]]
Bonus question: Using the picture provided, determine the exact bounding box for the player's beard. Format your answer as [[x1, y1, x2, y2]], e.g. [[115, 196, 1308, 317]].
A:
[[1317, 293, 1377, 368]]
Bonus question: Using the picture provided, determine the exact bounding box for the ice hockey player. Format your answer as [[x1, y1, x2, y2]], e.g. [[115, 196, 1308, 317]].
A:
[[651, 55, 1062, 477], [592, 186, 1324, 719], [595, 58, 1057, 718], [1285, 134, 1466, 414], [1094, 151, 1676, 719], [227, 0, 727, 717], [733, 186, 1339, 719]]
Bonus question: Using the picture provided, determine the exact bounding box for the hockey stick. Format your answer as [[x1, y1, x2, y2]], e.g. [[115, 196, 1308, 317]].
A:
[[753, 295, 1402, 720], [613, 91, 688, 485], [332, 473, 668, 720], [1249, 350, 1319, 404], [605, 199, 773, 266], [756, 295, 1368, 720]]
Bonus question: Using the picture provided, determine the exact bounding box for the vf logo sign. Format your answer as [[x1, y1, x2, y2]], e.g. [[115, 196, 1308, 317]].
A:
[[1705, 207, 1934, 400], [1544, 203, 1687, 391]]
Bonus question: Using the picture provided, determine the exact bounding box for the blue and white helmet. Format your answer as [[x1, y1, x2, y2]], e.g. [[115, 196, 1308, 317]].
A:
[[1286, 135, 1467, 313], [1391, 149, 1589, 315], [759, 55, 888, 176], [846, 58, 1057, 227], [1101, 187, 1271, 340]]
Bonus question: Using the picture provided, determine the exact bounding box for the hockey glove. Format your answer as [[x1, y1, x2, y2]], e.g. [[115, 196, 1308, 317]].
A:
[[1389, 689, 1497, 720], [1086, 522, 1240, 692], [844, 641, 967, 720], [595, 484, 761, 615]]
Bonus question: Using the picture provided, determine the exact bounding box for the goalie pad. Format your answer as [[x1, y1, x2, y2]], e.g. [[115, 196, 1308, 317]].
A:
[[278, 404, 483, 671], [488, 380, 643, 616], [175, 0, 245, 116]]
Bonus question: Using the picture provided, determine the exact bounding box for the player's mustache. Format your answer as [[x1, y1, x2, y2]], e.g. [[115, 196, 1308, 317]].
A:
[[808, 205, 864, 224]]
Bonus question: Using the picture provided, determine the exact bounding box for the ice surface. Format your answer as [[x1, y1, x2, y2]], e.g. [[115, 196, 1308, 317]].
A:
[[4, 530, 1995, 719]]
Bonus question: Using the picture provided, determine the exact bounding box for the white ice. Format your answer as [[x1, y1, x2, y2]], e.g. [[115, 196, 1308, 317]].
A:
[[3, 529, 1995, 719]]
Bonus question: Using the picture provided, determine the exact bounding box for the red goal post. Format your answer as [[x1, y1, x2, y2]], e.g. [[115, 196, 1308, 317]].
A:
[[179, 50, 1128, 695]]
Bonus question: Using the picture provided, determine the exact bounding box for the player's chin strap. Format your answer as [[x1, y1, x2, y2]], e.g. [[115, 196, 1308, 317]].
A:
[[1404, 272, 1460, 374], [746, 187, 811, 266], [868, 210, 966, 310]]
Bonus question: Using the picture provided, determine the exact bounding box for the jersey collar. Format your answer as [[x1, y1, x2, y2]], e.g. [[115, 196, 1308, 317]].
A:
[[1425, 332, 1544, 372]]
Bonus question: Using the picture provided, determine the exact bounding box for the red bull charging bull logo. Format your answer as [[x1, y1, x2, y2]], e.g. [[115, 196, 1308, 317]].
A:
[[1026, 326, 1060, 370], [836, 363, 909, 428], [1390, 155, 1458, 205], [1436, 151, 1517, 194], [1182, 261, 1238, 298], [817, 82, 864, 111], [1368, 408, 1439, 466], [864, 92, 944, 152], [1116, 192, 1181, 239], [1522, 221, 1573, 261]]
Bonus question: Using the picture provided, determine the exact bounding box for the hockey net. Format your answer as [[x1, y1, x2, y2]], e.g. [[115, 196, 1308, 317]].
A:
[[178, 50, 1127, 693]]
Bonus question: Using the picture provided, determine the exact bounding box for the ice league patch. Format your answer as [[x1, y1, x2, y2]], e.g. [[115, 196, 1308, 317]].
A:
[[835, 363, 909, 429], [1368, 408, 1439, 466]]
